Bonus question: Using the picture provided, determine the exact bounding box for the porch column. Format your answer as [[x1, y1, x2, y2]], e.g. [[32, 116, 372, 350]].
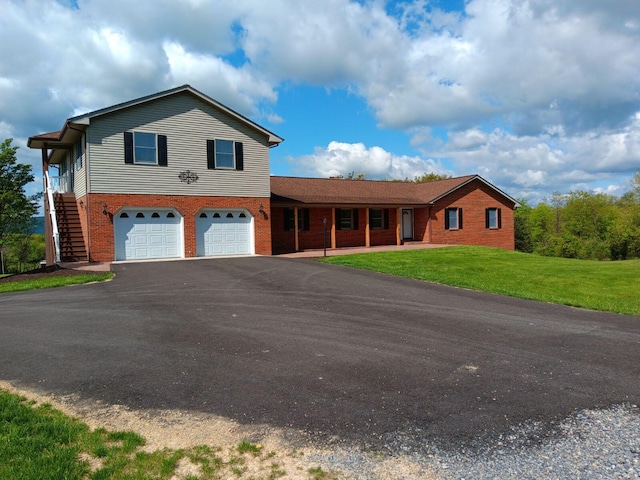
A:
[[365, 207, 370, 247], [331, 207, 337, 249], [396, 207, 402, 245], [294, 206, 299, 252]]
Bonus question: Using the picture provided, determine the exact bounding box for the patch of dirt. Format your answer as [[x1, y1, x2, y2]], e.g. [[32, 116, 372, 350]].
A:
[[0, 265, 88, 283], [0, 381, 440, 479]]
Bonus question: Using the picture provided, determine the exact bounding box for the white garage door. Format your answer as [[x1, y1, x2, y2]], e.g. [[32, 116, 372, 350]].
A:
[[196, 210, 253, 256], [114, 209, 183, 261]]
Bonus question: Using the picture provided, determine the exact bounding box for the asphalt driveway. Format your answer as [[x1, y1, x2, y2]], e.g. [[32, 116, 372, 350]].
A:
[[1, 257, 639, 452]]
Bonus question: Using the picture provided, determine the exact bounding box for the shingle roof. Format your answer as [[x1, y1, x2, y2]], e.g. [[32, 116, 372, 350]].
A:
[[270, 175, 483, 206]]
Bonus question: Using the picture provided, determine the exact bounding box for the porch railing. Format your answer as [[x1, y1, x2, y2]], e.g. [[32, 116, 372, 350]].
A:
[[47, 174, 70, 194], [44, 171, 61, 263]]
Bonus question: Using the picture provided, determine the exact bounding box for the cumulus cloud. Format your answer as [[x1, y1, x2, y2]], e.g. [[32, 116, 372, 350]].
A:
[[1, 0, 639, 204], [291, 141, 450, 180]]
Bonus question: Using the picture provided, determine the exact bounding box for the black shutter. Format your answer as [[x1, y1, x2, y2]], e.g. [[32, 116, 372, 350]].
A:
[[124, 132, 133, 164], [383, 209, 389, 229], [336, 209, 342, 230], [284, 208, 292, 231], [353, 209, 359, 230], [445, 208, 450, 230], [498, 208, 502, 229], [303, 208, 310, 231], [207, 140, 215, 169], [235, 142, 244, 171], [158, 135, 167, 166], [485, 208, 490, 229], [458, 208, 463, 229]]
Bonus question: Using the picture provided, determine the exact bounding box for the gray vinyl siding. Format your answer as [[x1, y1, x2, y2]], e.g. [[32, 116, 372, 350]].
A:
[[86, 92, 271, 197], [74, 149, 87, 198]]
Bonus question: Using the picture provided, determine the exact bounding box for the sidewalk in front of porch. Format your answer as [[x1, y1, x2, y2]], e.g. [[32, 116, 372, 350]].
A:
[[277, 242, 450, 258]]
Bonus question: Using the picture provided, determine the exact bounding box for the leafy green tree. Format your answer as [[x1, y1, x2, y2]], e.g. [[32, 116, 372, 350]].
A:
[[0, 138, 41, 249], [412, 172, 452, 183], [4, 234, 45, 273], [514, 199, 533, 253]]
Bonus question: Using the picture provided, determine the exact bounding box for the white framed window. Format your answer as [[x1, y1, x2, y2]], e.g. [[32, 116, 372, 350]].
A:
[[486, 207, 502, 229], [215, 139, 235, 169], [207, 140, 244, 171], [133, 132, 157, 164], [124, 132, 167, 166], [445, 207, 462, 230]]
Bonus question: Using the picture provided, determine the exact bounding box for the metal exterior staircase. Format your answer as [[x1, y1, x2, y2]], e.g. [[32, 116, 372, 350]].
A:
[[53, 193, 87, 262]]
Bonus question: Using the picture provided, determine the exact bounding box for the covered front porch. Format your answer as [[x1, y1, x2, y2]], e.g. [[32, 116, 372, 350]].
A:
[[271, 205, 432, 255]]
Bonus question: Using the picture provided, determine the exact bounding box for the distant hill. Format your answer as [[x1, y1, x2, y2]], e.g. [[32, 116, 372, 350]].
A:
[[32, 216, 45, 235]]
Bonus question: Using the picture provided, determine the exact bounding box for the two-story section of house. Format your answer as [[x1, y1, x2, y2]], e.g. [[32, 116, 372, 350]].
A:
[[28, 85, 283, 264]]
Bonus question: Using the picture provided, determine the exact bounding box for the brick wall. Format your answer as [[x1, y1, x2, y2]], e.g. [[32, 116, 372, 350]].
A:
[[83, 193, 271, 262], [272, 207, 401, 253], [271, 207, 295, 254], [76, 195, 89, 255], [429, 180, 515, 250]]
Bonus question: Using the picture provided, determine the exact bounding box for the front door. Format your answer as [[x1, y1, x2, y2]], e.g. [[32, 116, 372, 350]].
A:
[[402, 209, 413, 240]]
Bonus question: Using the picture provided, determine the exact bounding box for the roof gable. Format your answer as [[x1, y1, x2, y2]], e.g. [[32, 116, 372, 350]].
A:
[[29, 85, 284, 150]]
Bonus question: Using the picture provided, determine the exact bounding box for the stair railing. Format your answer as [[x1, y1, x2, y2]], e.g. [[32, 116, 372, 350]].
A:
[[44, 171, 61, 263]]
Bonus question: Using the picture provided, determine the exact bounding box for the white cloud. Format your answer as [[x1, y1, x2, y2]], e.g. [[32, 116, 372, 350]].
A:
[[164, 41, 276, 115], [1, 0, 639, 204], [291, 141, 450, 180]]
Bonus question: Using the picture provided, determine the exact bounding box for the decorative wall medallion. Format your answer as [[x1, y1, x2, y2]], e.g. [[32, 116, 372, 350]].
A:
[[178, 170, 199, 184]]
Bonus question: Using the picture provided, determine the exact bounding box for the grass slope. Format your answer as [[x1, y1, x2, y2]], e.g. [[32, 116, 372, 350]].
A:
[[0, 273, 114, 294], [319, 246, 640, 316]]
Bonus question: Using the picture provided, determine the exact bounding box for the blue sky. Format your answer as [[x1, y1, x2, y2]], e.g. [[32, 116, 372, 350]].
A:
[[1, 0, 639, 205]]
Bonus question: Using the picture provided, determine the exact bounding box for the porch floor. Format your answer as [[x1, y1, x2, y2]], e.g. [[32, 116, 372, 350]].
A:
[[277, 242, 450, 258]]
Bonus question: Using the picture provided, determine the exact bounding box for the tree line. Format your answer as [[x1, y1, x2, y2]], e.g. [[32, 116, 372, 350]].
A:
[[1, 138, 42, 274], [515, 171, 640, 260]]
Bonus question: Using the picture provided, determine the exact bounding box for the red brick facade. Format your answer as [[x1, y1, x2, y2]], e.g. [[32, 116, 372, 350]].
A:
[[79, 193, 271, 262], [428, 180, 515, 250], [271, 178, 515, 254]]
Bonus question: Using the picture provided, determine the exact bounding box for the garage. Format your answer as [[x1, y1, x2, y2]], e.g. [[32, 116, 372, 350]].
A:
[[114, 209, 183, 261], [196, 210, 253, 256]]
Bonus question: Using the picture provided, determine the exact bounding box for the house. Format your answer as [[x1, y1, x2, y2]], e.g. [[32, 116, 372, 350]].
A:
[[270, 175, 517, 254], [28, 85, 283, 264], [28, 85, 517, 265]]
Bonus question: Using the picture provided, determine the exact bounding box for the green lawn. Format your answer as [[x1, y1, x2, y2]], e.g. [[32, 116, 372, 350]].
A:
[[319, 246, 640, 316], [0, 273, 114, 294], [0, 389, 335, 480]]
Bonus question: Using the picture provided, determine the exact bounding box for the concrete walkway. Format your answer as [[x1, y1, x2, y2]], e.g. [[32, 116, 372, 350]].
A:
[[57, 243, 448, 269], [277, 242, 450, 258], [58, 261, 112, 272]]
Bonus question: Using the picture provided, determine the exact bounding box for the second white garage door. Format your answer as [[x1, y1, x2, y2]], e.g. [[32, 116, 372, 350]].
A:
[[196, 210, 253, 256]]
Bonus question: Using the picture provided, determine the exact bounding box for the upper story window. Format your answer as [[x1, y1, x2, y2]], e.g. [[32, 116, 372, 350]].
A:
[[124, 131, 168, 166], [207, 140, 244, 171], [134, 132, 157, 164], [445, 207, 463, 230], [486, 208, 502, 229]]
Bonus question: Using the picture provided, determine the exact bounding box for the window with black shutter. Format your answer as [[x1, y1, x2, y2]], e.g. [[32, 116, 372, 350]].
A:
[[445, 208, 463, 230], [207, 139, 244, 170]]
